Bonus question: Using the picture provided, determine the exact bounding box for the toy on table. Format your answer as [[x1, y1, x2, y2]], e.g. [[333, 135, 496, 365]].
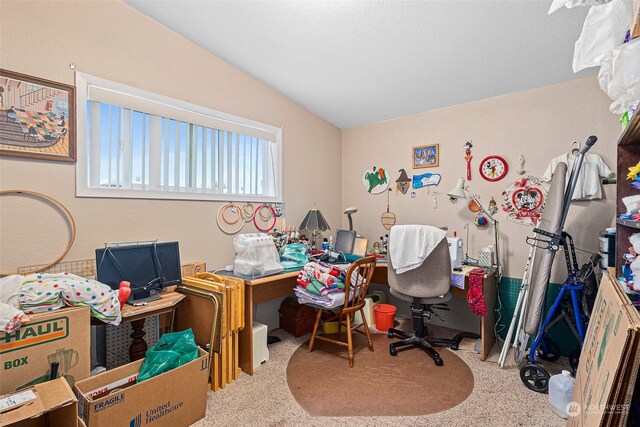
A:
[[118, 281, 131, 309], [379, 234, 389, 254]]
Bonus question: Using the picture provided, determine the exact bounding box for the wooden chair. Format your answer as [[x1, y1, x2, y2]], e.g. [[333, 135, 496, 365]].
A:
[[308, 256, 377, 367]]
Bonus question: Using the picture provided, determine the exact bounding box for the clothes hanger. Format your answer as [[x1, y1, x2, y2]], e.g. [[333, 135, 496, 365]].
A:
[[570, 141, 580, 155]]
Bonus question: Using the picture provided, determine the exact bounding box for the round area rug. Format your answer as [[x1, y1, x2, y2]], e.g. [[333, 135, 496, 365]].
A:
[[286, 332, 474, 417]]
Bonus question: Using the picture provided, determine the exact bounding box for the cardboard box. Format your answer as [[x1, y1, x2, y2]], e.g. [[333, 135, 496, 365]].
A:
[[0, 378, 78, 427], [568, 273, 640, 427], [74, 348, 209, 427], [0, 307, 90, 395], [180, 262, 206, 279], [632, 4, 640, 39]]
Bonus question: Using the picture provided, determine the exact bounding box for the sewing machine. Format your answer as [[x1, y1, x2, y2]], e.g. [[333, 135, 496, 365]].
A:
[[447, 237, 464, 269], [233, 233, 284, 277]]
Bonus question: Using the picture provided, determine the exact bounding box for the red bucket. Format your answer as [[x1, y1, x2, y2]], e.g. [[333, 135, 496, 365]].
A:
[[373, 304, 396, 332]]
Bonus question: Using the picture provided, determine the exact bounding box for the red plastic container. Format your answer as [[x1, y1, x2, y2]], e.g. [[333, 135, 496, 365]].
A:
[[373, 304, 397, 331]]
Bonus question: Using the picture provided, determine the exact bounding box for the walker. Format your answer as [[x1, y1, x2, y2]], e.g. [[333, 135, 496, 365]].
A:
[[510, 136, 598, 393]]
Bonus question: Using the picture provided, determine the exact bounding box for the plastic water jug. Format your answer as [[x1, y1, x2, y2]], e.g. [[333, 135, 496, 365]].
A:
[[548, 370, 575, 418]]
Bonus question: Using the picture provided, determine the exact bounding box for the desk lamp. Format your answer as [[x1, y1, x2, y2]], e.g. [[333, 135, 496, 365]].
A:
[[299, 204, 330, 250], [446, 178, 501, 278], [344, 207, 358, 231], [447, 178, 467, 200]]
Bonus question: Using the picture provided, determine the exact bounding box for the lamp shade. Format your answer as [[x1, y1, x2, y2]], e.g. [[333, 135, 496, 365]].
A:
[[447, 178, 467, 199], [299, 205, 330, 232]]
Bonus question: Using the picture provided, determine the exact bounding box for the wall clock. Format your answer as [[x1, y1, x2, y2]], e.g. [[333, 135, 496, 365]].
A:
[[479, 155, 508, 182]]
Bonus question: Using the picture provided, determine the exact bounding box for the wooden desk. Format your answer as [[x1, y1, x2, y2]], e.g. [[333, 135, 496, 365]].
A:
[[120, 292, 185, 361], [238, 264, 496, 375]]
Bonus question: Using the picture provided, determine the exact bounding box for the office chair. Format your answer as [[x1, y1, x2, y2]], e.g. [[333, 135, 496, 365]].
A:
[[387, 237, 461, 366], [308, 256, 377, 367]]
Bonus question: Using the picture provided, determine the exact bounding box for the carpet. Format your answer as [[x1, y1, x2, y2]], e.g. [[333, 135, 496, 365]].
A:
[[286, 332, 474, 417]]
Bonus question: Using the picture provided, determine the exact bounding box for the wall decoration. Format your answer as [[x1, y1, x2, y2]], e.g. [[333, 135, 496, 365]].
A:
[[432, 191, 440, 209], [517, 155, 526, 175], [362, 166, 389, 194], [464, 141, 473, 180], [488, 197, 498, 216], [412, 172, 441, 189], [272, 202, 285, 217], [479, 155, 509, 182], [0, 69, 75, 162], [501, 176, 549, 226], [395, 169, 411, 194], [381, 189, 396, 230], [411, 191, 416, 199], [412, 144, 439, 169], [474, 212, 489, 227]]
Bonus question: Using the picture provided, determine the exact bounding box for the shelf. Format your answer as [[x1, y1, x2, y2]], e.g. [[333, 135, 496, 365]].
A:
[[617, 110, 640, 146], [617, 218, 640, 229]]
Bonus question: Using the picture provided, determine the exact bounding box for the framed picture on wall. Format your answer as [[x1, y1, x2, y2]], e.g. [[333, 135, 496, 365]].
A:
[[412, 143, 439, 169], [0, 69, 76, 162]]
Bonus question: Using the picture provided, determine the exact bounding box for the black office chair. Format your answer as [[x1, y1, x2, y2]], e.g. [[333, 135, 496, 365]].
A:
[[387, 232, 463, 366]]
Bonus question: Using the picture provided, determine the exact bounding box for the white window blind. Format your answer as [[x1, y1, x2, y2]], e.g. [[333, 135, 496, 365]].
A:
[[76, 73, 282, 202]]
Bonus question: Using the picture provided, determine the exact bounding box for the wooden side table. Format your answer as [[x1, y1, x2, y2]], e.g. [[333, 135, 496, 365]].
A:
[[119, 292, 185, 361]]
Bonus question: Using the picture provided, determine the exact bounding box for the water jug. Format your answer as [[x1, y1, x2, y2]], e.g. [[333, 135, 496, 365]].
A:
[[548, 370, 575, 418]]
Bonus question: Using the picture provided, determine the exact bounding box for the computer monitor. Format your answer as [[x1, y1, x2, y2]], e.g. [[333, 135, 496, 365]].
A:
[[95, 241, 182, 302], [334, 229, 356, 254]]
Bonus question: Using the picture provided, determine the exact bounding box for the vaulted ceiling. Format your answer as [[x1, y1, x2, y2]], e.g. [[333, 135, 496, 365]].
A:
[[126, 0, 593, 129]]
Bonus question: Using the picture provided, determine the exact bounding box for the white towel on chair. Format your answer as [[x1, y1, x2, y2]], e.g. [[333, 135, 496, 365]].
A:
[[389, 225, 446, 274]]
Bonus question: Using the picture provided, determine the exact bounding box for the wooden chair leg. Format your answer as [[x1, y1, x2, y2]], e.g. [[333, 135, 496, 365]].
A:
[[308, 309, 323, 352], [360, 309, 374, 352], [346, 314, 354, 367]]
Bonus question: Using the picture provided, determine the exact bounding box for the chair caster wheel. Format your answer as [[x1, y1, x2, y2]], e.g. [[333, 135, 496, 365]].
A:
[[387, 331, 394, 338], [434, 358, 443, 366], [389, 346, 398, 356]]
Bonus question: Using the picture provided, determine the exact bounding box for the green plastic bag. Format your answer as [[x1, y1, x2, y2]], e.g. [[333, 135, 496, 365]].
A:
[[137, 328, 199, 383]]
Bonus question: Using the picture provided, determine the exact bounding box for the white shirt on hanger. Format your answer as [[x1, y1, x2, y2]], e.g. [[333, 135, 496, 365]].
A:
[[541, 153, 614, 200]]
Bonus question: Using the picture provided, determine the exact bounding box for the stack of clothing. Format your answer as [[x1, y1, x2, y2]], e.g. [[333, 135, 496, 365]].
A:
[[1, 273, 122, 333], [295, 262, 363, 309]]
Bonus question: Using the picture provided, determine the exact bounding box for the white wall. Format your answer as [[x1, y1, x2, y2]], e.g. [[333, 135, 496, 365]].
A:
[[0, 0, 342, 330], [342, 77, 620, 331]]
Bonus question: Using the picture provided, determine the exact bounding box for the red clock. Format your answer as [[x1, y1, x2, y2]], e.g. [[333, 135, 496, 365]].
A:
[[479, 155, 508, 182]]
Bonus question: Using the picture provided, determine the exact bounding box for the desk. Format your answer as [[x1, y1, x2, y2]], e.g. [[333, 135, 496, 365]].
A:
[[372, 264, 497, 362], [94, 292, 185, 361], [238, 264, 496, 375]]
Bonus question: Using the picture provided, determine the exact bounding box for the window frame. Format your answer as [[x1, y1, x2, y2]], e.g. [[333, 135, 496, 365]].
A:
[[75, 72, 282, 203]]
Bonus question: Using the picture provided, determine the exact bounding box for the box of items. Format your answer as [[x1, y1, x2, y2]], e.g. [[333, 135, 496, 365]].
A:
[[0, 377, 78, 427], [180, 261, 206, 279], [0, 306, 90, 395], [279, 297, 316, 338], [568, 272, 640, 427], [74, 348, 209, 427]]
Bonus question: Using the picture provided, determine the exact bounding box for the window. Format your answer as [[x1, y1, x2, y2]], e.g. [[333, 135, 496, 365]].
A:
[[76, 73, 282, 202]]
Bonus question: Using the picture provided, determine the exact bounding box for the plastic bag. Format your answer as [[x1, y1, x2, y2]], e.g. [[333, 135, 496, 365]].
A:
[[279, 243, 309, 269], [137, 328, 199, 383], [549, 0, 612, 14], [598, 38, 640, 113], [573, 0, 637, 72]]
